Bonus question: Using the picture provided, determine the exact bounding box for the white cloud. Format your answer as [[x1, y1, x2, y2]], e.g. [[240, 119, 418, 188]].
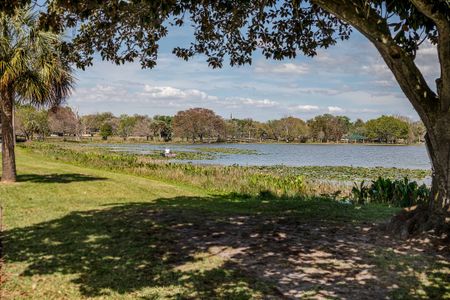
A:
[[290, 105, 320, 112], [141, 85, 213, 100], [255, 62, 309, 75], [71, 84, 217, 107], [361, 63, 392, 78], [373, 80, 393, 87], [348, 108, 379, 113], [222, 97, 279, 108], [273, 63, 309, 74], [70, 82, 404, 121], [71, 84, 129, 103], [328, 106, 345, 113], [416, 42, 439, 80], [295, 87, 346, 96], [242, 98, 278, 107]]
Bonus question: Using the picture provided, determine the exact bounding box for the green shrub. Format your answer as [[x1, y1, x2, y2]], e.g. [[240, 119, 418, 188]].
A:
[[351, 177, 429, 207]]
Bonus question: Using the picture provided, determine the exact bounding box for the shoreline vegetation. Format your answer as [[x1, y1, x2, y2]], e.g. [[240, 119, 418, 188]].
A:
[[19, 142, 431, 202]]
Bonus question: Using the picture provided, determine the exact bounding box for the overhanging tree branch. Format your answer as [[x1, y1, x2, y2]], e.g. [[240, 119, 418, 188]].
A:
[[312, 0, 439, 126], [410, 0, 450, 111]]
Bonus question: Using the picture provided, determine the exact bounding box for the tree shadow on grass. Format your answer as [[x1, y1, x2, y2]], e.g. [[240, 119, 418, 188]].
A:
[[4, 194, 449, 299], [17, 173, 107, 184]]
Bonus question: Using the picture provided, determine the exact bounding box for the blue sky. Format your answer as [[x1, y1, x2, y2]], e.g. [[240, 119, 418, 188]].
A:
[[68, 25, 439, 121]]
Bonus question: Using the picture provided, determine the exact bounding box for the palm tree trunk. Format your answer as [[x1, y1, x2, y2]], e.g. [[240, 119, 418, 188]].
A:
[[12, 104, 16, 146], [1, 91, 17, 182]]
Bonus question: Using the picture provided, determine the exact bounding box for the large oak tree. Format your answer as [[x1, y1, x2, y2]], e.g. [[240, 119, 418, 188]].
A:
[[173, 107, 225, 142], [4, 0, 449, 233]]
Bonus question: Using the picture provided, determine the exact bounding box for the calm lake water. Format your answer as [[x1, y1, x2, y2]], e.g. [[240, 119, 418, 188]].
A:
[[96, 143, 431, 170]]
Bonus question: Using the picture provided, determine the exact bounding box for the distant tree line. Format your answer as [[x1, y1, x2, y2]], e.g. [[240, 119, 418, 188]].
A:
[[12, 106, 426, 144], [12, 105, 174, 142]]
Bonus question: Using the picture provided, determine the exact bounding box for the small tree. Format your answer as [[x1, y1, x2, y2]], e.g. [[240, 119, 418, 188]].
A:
[[99, 123, 113, 140], [15, 107, 49, 141], [307, 114, 348, 142], [268, 117, 309, 142], [48, 106, 78, 136], [117, 115, 137, 140], [15, 105, 37, 141], [152, 115, 173, 141], [411, 121, 426, 143], [132, 115, 153, 140], [34, 110, 50, 140], [81, 112, 116, 136], [348, 119, 367, 143]]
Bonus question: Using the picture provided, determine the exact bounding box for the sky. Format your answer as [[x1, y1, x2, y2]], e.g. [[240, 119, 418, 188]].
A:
[[67, 24, 440, 122]]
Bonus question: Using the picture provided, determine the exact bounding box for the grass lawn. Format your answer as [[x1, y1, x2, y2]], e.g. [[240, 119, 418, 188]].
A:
[[0, 149, 448, 299]]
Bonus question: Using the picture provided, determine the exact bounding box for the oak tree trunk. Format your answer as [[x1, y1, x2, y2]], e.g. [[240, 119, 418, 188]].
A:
[[390, 112, 450, 237], [425, 114, 450, 212], [1, 91, 17, 183]]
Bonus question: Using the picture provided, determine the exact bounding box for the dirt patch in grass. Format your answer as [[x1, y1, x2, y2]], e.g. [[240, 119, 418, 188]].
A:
[[152, 206, 449, 299]]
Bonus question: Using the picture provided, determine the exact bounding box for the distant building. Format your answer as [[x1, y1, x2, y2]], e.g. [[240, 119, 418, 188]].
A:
[[347, 133, 366, 143]]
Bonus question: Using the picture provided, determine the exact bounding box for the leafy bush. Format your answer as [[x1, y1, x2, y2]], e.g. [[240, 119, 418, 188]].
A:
[[351, 177, 429, 207]]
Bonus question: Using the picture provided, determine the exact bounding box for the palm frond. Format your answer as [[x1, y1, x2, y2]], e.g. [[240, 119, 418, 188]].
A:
[[0, 5, 74, 108]]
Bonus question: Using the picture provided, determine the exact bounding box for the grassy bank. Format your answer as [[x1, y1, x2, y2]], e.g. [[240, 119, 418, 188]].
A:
[[1, 148, 448, 299]]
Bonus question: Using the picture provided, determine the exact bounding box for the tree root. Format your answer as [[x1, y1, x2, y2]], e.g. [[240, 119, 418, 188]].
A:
[[388, 205, 450, 239]]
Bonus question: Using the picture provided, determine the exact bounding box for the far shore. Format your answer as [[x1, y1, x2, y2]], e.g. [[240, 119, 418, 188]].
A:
[[38, 136, 426, 147]]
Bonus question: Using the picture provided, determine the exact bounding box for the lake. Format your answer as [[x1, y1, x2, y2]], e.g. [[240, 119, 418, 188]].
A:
[[95, 143, 431, 170]]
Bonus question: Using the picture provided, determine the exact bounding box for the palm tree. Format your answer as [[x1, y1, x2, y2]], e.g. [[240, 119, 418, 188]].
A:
[[0, 7, 74, 182]]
